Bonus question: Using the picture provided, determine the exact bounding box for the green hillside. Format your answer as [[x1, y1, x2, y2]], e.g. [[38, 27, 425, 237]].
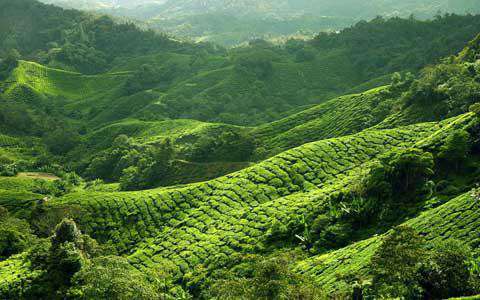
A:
[[2, 110, 478, 298], [1, 0, 480, 299], [3, 1, 480, 127], [10, 61, 128, 100], [252, 86, 393, 157], [298, 189, 480, 293]]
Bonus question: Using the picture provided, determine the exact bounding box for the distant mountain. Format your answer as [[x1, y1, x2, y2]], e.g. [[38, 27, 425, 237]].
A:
[[118, 0, 480, 19], [40, 0, 166, 10], [39, 0, 480, 45]]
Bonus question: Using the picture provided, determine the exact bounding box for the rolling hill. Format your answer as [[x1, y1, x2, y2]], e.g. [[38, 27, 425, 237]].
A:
[[0, 0, 480, 298]]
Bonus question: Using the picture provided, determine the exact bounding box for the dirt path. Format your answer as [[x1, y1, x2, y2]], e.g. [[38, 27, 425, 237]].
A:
[[16, 172, 60, 181]]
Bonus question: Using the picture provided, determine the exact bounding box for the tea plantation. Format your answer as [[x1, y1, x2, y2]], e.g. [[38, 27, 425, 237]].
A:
[[36, 113, 476, 285], [1, 0, 480, 298]]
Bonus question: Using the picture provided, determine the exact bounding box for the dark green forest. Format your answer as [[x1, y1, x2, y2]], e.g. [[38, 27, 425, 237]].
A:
[[1, 0, 480, 299]]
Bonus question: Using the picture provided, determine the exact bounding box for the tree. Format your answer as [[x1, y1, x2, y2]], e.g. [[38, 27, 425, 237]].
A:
[[188, 131, 254, 162], [54, 43, 108, 74], [209, 254, 323, 299], [123, 64, 159, 95], [370, 225, 426, 298], [119, 166, 143, 191], [68, 256, 173, 300], [388, 148, 434, 196], [365, 148, 434, 202], [48, 219, 85, 289], [86, 135, 134, 181], [0, 49, 20, 79], [438, 130, 471, 171], [0, 101, 38, 134], [51, 218, 82, 247], [420, 239, 475, 299], [0, 216, 35, 260], [119, 139, 174, 191], [148, 139, 174, 180], [235, 51, 274, 80], [473, 186, 480, 202], [295, 48, 316, 62], [44, 128, 81, 155], [470, 103, 480, 115]]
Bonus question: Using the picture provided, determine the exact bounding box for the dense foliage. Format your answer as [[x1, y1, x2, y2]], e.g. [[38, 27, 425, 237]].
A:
[[369, 226, 480, 299], [85, 135, 174, 190]]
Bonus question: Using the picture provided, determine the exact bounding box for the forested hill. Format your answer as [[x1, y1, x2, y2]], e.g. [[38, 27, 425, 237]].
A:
[[0, 0, 213, 74], [39, 0, 480, 45], [2, 0, 480, 127], [102, 0, 480, 19]]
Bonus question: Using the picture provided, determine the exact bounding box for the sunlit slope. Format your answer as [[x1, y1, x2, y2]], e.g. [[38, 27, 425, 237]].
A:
[[42, 114, 472, 276], [8, 61, 127, 99], [85, 118, 247, 151], [253, 86, 395, 156], [297, 189, 480, 293]]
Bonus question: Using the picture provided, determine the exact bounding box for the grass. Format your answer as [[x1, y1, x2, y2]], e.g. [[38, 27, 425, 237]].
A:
[[16, 172, 59, 181]]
